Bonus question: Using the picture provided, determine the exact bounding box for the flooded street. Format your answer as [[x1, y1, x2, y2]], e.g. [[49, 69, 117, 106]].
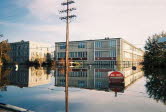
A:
[[1, 0, 166, 112], [0, 66, 166, 112]]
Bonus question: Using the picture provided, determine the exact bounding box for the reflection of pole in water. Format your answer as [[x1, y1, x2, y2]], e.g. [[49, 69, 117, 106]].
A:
[[115, 91, 117, 97], [65, 68, 69, 112]]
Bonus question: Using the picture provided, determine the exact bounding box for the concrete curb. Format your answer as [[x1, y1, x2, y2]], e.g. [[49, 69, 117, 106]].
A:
[[0, 103, 34, 112]]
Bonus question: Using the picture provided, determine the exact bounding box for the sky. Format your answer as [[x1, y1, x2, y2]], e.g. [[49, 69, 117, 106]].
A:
[[0, 0, 166, 48]]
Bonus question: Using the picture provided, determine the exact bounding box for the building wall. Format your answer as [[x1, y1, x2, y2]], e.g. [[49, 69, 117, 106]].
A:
[[55, 38, 144, 65], [9, 41, 29, 63], [9, 41, 51, 64], [120, 39, 144, 68], [29, 41, 51, 62], [55, 38, 120, 64]]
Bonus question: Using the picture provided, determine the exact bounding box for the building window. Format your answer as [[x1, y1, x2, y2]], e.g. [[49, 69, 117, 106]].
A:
[[110, 49, 116, 57], [95, 51, 102, 57], [78, 42, 85, 48], [58, 52, 65, 58], [95, 41, 102, 48], [110, 40, 116, 48], [83, 52, 87, 57], [69, 52, 74, 58], [59, 44, 66, 49], [78, 52, 82, 57], [95, 51, 109, 57], [69, 52, 87, 58]]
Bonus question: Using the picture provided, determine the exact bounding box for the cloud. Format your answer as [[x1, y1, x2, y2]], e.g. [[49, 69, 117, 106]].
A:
[[0, 21, 17, 26], [0, 20, 64, 32], [4, 0, 166, 48], [25, 0, 61, 21]]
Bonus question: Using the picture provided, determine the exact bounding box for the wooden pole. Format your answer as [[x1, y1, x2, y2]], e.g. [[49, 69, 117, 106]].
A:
[[65, 0, 69, 112]]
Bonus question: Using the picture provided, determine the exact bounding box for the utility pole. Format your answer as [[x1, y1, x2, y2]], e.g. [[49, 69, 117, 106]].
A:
[[60, 1, 76, 112]]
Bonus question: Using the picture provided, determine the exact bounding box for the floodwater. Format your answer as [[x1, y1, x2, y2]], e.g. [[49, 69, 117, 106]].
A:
[[0, 65, 166, 112]]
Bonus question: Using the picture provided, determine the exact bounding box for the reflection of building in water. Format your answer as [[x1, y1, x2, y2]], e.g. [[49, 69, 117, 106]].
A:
[[6, 67, 51, 88], [0, 86, 7, 91], [55, 66, 144, 92], [55, 67, 111, 90], [0, 67, 12, 91]]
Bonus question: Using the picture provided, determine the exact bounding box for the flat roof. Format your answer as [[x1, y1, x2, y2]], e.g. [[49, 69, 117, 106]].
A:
[[55, 37, 144, 52], [55, 38, 121, 43], [10, 40, 51, 46]]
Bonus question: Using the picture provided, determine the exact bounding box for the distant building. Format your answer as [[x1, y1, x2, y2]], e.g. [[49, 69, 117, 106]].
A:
[[9, 40, 51, 64], [158, 37, 166, 43], [158, 37, 166, 49], [55, 38, 144, 66]]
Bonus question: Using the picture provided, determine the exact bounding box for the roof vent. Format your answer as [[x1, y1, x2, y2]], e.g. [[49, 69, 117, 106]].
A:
[[105, 37, 109, 40]]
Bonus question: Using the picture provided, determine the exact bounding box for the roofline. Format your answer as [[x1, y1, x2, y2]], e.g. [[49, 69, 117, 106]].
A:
[[120, 38, 144, 52], [55, 37, 144, 51], [55, 38, 121, 44], [10, 40, 51, 45]]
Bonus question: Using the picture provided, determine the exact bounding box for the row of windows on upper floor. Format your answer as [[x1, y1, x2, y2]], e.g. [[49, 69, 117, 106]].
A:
[[95, 40, 116, 48], [123, 43, 143, 53], [122, 61, 141, 68], [59, 42, 86, 49], [95, 50, 116, 57], [57, 52, 87, 58], [57, 50, 116, 58], [58, 40, 117, 49], [11, 46, 29, 50], [123, 51, 143, 59], [95, 61, 117, 66], [11, 46, 49, 51], [10, 52, 49, 57]]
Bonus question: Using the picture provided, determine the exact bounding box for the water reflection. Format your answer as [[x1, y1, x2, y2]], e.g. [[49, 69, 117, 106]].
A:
[[55, 65, 144, 96], [0, 66, 51, 90], [0, 65, 165, 112], [56, 65, 144, 112], [144, 68, 166, 105], [0, 67, 12, 91]]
